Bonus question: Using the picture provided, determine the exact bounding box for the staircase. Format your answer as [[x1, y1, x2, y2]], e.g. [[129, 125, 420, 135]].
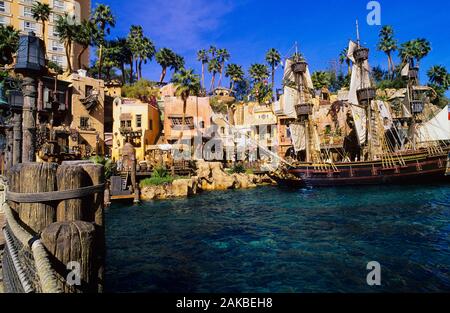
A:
[[121, 171, 129, 191]]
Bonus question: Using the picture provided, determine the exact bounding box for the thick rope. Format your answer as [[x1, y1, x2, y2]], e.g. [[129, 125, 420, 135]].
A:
[[6, 183, 105, 203]]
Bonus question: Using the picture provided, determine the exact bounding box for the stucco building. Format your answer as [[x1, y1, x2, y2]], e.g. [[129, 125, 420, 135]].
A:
[[112, 98, 161, 161]]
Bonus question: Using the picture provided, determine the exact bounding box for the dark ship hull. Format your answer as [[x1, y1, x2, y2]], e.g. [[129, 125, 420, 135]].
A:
[[288, 149, 450, 187]]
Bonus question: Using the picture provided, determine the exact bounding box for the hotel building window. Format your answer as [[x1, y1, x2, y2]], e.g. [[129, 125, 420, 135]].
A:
[[53, 0, 65, 10], [148, 119, 153, 131], [0, 1, 6, 13], [52, 40, 64, 52], [23, 6, 33, 18], [0, 16, 6, 25], [24, 21, 36, 32], [136, 115, 142, 128], [51, 55, 64, 66]]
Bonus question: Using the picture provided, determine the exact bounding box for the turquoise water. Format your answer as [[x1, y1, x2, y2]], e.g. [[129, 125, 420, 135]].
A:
[[105, 184, 450, 293]]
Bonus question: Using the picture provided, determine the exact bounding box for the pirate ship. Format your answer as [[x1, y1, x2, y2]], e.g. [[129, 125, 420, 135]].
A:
[[284, 23, 449, 186]]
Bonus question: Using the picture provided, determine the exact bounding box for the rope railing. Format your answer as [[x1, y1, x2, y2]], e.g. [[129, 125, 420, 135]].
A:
[[1, 189, 62, 293]]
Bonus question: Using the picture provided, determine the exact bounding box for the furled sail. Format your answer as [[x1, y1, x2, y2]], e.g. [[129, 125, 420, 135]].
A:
[[347, 40, 372, 145], [281, 58, 314, 119], [290, 123, 306, 152]]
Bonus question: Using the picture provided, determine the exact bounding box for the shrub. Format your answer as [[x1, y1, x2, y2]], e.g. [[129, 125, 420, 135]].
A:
[[152, 165, 168, 178], [230, 163, 246, 174], [140, 176, 175, 187], [90, 156, 114, 179]]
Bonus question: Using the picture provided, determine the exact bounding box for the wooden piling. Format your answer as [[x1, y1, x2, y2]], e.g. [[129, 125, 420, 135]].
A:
[[41, 221, 97, 293], [18, 163, 57, 235], [56, 164, 86, 222], [80, 163, 104, 226]]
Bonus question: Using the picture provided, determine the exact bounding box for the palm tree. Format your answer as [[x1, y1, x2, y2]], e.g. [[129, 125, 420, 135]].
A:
[[372, 66, 386, 83], [138, 37, 155, 80], [216, 48, 230, 87], [208, 58, 220, 92], [0, 25, 19, 66], [171, 68, 201, 141], [55, 14, 77, 73], [399, 38, 431, 67], [209, 46, 217, 59], [427, 65, 449, 89], [339, 48, 352, 75], [74, 20, 97, 70], [249, 64, 270, 82], [171, 54, 185, 74], [197, 49, 209, 90], [92, 4, 116, 79], [31, 2, 51, 46], [225, 63, 244, 92], [156, 48, 175, 83], [265, 48, 281, 92], [377, 25, 397, 78], [311, 71, 331, 90]]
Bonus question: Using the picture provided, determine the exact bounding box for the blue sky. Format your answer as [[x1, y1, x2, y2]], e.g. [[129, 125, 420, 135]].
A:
[[96, 0, 450, 90]]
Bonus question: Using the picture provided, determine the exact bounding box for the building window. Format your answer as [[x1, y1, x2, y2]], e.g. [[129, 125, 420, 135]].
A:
[[80, 117, 90, 129], [85, 85, 93, 97], [52, 40, 64, 52], [199, 121, 205, 128], [120, 120, 125, 128], [149, 119, 152, 131], [24, 21, 36, 32], [52, 26, 59, 37], [0, 1, 6, 13], [23, 7, 33, 18], [169, 116, 194, 129], [127, 120, 132, 128], [0, 16, 5, 25], [136, 114, 142, 128], [51, 55, 64, 66], [53, 0, 64, 10]]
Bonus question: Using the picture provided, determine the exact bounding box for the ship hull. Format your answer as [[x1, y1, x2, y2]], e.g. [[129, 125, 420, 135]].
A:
[[288, 150, 449, 187]]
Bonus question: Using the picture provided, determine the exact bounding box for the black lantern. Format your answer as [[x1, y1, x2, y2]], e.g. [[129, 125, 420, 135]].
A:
[[15, 32, 46, 73], [8, 90, 23, 108]]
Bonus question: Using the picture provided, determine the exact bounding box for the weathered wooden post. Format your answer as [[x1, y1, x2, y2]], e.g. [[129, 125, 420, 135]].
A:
[[56, 164, 87, 222], [12, 112, 22, 165], [41, 221, 97, 293], [18, 163, 58, 235], [21, 77, 37, 162]]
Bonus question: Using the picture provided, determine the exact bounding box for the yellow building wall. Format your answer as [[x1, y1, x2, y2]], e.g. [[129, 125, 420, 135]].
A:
[[1, 0, 90, 70], [112, 99, 161, 162], [66, 73, 105, 156]]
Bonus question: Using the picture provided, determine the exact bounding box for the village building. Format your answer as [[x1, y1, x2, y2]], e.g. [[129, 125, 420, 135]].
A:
[[112, 97, 161, 162], [64, 71, 105, 157]]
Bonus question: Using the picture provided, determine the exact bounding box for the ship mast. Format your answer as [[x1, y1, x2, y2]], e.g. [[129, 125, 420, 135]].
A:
[[353, 20, 376, 161]]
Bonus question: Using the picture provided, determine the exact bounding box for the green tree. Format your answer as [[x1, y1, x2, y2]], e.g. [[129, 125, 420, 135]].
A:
[[155, 48, 175, 83], [427, 65, 449, 89], [111, 37, 133, 84], [377, 25, 397, 78], [372, 66, 387, 83], [55, 14, 77, 73], [197, 49, 209, 90], [399, 38, 431, 67], [216, 48, 230, 87], [171, 54, 185, 74], [0, 25, 19, 66], [74, 19, 97, 70], [92, 4, 116, 79], [249, 64, 270, 83], [31, 2, 51, 50], [208, 57, 221, 92], [171, 68, 201, 141], [339, 48, 351, 75], [311, 71, 331, 90], [225, 63, 244, 92], [265, 48, 281, 92]]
